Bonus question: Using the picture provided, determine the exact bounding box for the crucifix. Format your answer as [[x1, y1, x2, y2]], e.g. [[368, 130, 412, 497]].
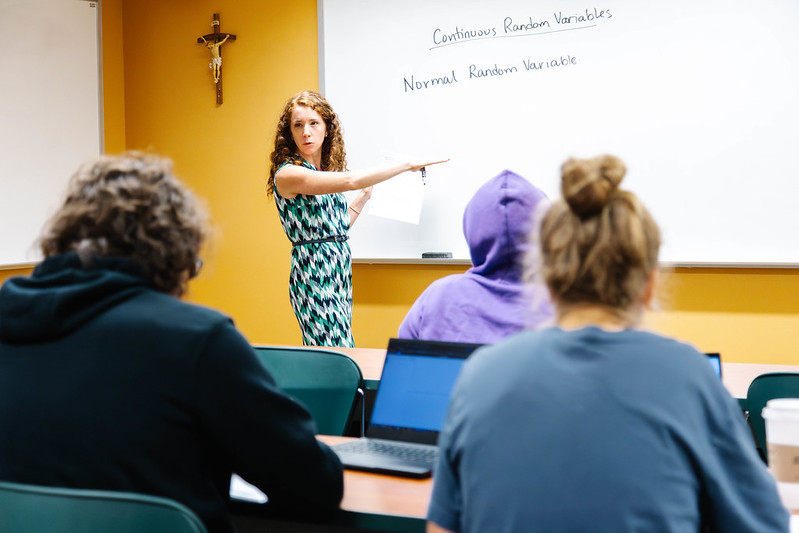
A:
[[197, 14, 236, 105]]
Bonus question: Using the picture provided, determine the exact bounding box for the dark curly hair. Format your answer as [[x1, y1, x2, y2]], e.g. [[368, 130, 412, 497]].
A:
[[266, 90, 347, 196], [39, 152, 207, 296]]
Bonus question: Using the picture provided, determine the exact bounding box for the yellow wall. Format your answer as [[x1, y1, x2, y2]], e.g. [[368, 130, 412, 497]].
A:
[[645, 268, 799, 364], [101, 0, 126, 154], [116, 0, 321, 347], [2, 0, 798, 366]]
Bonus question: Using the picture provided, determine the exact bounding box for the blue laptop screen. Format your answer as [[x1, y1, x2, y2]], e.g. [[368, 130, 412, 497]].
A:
[[706, 352, 722, 378], [369, 353, 466, 433]]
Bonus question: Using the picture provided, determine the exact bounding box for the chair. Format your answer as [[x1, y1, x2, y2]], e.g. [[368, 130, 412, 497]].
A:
[[745, 372, 799, 463], [252, 345, 364, 436], [0, 481, 207, 533]]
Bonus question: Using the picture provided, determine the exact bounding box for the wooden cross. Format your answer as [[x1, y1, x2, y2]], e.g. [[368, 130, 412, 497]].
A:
[[197, 14, 236, 105]]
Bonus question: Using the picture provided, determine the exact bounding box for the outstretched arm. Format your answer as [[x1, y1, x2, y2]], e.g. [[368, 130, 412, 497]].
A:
[[274, 157, 448, 199]]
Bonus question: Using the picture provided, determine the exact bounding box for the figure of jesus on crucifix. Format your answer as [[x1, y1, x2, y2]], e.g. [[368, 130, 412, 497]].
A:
[[200, 34, 229, 83], [197, 13, 237, 105]]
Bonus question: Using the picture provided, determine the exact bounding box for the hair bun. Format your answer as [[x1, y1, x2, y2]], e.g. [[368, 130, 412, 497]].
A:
[[561, 154, 626, 216]]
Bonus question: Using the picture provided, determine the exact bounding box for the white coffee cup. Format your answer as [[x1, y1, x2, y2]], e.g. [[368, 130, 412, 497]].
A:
[[762, 398, 799, 510]]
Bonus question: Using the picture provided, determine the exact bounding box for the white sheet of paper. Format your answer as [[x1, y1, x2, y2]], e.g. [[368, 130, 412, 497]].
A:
[[229, 474, 268, 503], [363, 152, 425, 224], [366, 172, 425, 224]]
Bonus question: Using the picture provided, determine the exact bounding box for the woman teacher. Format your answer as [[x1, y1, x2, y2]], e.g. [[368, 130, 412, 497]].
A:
[[267, 90, 446, 347]]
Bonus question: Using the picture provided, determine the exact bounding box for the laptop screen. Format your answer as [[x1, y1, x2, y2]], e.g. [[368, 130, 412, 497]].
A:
[[706, 352, 722, 378], [367, 338, 482, 444]]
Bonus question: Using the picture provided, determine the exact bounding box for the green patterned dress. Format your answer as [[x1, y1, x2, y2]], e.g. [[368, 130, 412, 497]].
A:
[[274, 161, 354, 347]]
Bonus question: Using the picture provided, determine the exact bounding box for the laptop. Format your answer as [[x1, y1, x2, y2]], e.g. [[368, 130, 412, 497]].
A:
[[706, 352, 722, 378], [332, 338, 483, 478]]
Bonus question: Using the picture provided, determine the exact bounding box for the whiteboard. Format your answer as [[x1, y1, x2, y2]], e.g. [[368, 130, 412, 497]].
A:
[[0, 0, 101, 267], [319, 0, 799, 265]]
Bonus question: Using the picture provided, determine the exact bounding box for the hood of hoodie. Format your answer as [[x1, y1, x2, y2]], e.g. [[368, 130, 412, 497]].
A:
[[462, 169, 548, 282], [0, 253, 153, 343]]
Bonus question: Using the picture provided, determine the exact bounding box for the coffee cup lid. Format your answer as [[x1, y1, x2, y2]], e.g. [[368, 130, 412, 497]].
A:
[[762, 398, 799, 419]]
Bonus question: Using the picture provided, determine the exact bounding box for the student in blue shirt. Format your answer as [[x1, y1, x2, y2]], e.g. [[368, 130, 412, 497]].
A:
[[427, 154, 789, 533]]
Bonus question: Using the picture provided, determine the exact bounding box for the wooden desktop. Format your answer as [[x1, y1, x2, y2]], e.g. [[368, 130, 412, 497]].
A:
[[231, 435, 429, 533], [321, 435, 430, 532]]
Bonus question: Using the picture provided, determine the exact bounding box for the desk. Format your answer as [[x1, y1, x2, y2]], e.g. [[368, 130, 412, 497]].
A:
[[328, 349, 799, 435], [328, 347, 799, 402], [322, 436, 429, 531], [313, 347, 387, 390], [232, 435, 799, 532], [232, 436, 429, 533]]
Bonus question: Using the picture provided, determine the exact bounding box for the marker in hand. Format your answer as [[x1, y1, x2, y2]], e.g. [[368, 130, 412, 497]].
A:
[[421, 167, 427, 185]]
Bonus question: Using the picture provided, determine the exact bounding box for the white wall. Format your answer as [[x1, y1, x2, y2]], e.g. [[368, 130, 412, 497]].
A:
[[0, 0, 101, 266]]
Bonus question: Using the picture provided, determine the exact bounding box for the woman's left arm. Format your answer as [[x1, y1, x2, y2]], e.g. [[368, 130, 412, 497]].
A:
[[348, 186, 372, 227]]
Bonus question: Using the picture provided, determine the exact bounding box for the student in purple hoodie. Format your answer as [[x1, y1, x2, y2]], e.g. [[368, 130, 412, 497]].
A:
[[397, 169, 554, 344]]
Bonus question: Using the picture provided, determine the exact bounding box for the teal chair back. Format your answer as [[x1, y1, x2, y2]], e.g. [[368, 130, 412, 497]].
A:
[[746, 372, 799, 463], [0, 481, 207, 533], [252, 345, 364, 436]]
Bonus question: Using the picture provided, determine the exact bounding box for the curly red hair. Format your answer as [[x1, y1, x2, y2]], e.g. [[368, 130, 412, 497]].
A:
[[266, 90, 347, 196]]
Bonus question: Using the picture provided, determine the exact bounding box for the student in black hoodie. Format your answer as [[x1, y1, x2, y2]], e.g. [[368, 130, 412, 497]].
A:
[[0, 152, 343, 533]]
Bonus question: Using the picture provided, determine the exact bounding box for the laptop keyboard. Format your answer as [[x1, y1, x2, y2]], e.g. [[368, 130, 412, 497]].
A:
[[333, 439, 439, 466]]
